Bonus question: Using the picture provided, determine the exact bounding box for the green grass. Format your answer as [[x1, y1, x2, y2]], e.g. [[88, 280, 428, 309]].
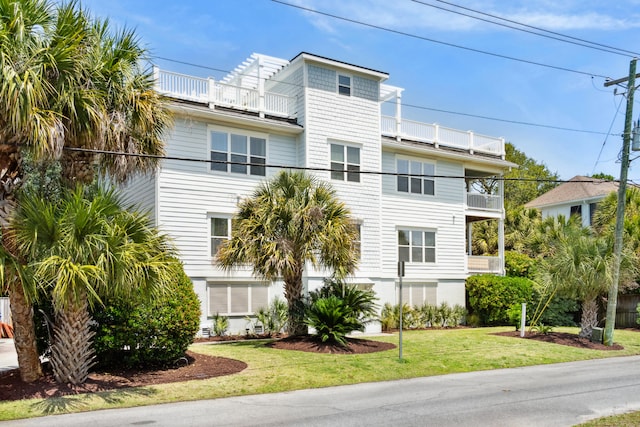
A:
[[2, 326, 640, 421], [577, 411, 640, 426]]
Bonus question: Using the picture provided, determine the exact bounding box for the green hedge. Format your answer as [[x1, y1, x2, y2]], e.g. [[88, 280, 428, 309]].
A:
[[92, 268, 201, 368], [466, 275, 534, 325]]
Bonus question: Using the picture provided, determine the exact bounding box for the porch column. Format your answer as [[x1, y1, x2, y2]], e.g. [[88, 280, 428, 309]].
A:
[[395, 90, 402, 141], [258, 56, 265, 118], [467, 222, 473, 256], [498, 177, 505, 275]]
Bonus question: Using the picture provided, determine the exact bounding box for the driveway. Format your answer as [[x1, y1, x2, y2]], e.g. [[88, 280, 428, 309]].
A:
[[0, 339, 18, 373], [2, 355, 640, 426]]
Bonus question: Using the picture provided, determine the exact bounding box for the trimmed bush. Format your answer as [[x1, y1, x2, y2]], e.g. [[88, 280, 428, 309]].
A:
[[92, 269, 201, 368], [466, 275, 534, 325], [505, 251, 537, 279]]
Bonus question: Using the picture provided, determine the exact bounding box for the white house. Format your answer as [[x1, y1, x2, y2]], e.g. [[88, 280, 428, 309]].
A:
[[524, 175, 618, 227], [124, 52, 513, 334]]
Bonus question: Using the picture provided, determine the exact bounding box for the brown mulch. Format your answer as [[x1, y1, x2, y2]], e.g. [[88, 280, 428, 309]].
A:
[[266, 335, 397, 354], [0, 335, 393, 402], [494, 330, 625, 350], [0, 351, 247, 402]]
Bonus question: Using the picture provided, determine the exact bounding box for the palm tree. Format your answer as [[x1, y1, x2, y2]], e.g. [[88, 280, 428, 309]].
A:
[[217, 171, 359, 335], [537, 227, 638, 338], [0, 0, 170, 382], [12, 185, 177, 384]]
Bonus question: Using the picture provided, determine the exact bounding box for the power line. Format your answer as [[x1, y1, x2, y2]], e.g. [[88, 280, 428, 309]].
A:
[[63, 146, 614, 185], [270, 0, 611, 80], [592, 96, 625, 175], [432, 0, 640, 58], [411, 0, 634, 58]]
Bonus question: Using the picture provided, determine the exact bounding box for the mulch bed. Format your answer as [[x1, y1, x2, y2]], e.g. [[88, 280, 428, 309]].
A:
[[266, 335, 396, 354], [494, 330, 625, 350]]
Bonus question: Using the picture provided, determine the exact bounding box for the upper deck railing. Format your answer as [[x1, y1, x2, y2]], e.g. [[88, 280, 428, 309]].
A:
[[381, 116, 504, 157], [154, 68, 505, 157], [154, 68, 294, 118]]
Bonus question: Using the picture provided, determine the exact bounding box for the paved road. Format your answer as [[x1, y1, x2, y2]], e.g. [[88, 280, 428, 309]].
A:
[[2, 355, 640, 427]]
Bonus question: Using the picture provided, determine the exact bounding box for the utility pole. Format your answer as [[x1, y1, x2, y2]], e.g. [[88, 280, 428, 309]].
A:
[[603, 58, 637, 346]]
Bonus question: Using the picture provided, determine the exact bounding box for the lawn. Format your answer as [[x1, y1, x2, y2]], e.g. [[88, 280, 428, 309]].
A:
[[1, 326, 640, 421]]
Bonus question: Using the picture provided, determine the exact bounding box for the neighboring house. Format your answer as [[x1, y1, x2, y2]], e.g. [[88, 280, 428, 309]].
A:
[[524, 175, 618, 227], [124, 52, 513, 334]]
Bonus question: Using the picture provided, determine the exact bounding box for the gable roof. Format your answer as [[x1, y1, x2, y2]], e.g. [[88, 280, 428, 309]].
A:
[[524, 175, 618, 209]]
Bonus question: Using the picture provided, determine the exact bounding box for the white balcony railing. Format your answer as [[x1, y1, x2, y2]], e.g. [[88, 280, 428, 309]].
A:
[[155, 68, 294, 118], [382, 116, 504, 157], [467, 256, 501, 273], [466, 193, 502, 211]]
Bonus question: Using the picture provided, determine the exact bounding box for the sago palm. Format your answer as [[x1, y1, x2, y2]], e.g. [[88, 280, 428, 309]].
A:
[[13, 185, 178, 384], [217, 171, 358, 335], [0, 0, 171, 382]]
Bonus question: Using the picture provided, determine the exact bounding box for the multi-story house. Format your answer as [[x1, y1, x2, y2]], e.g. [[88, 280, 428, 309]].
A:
[[125, 52, 513, 334]]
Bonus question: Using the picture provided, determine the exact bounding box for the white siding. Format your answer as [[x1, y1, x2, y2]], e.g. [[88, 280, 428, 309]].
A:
[[120, 173, 157, 223]]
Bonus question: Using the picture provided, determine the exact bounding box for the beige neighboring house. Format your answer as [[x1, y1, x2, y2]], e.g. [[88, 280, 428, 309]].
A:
[[524, 175, 618, 227]]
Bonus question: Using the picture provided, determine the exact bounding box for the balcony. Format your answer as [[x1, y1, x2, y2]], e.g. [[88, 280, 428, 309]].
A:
[[154, 68, 294, 118], [381, 116, 504, 157], [466, 192, 502, 212], [467, 255, 501, 274]]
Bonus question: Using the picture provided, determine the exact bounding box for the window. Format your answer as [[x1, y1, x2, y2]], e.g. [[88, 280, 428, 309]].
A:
[[210, 217, 231, 257], [208, 284, 269, 316], [352, 222, 362, 260], [589, 202, 598, 225], [338, 74, 351, 96], [331, 143, 360, 182], [210, 130, 266, 176], [400, 283, 437, 307], [398, 229, 436, 263], [570, 205, 582, 220], [397, 159, 435, 195]]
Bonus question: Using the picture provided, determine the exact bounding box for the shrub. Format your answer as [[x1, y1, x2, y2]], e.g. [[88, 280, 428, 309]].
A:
[[505, 251, 537, 279], [466, 275, 534, 325], [92, 268, 201, 368], [253, 297, 288, 335], [305, 296, 361, 346], [212, 313, 229, 336], [306, 279, 378, 345]]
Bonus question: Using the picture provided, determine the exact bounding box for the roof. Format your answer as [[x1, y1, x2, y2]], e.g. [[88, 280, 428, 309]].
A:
[[524, 175, 618, 208]]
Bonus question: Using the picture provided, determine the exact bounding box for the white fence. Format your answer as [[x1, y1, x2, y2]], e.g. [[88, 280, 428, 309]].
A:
[[466, 193, 502, 211], [467, 256, 501, 273]]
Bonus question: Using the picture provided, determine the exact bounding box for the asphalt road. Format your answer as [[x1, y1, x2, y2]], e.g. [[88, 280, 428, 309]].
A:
[[3, 355, 640, 427]]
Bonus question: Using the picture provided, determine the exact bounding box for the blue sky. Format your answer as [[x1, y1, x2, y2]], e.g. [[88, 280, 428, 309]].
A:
[[80, 0, 640, 181]]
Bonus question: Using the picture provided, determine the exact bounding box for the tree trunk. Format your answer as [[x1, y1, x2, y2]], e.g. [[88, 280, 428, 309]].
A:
[[8, 285, 42, 382], [283, 265, 307, 336], [50, 298, 96, 385], [579, 298, 599, 338]]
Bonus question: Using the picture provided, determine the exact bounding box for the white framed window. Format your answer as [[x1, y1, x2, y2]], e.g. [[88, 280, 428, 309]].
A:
[[397, 159, 435, 196], [338, 74, 351, 96], [398, 228, 436, 263], [210, 216, 232, 257], [208, 283, 269, 316], [331, 143, 360, 182], [209, 129, 266, 176], [352, 222, 362, 260]]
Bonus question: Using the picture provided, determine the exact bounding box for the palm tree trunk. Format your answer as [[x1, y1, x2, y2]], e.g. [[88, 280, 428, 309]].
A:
[[8, 284, 42, 382], [50, 298, 96, 385], [283, 264, 307, 336], [579, 298, 599, 338]]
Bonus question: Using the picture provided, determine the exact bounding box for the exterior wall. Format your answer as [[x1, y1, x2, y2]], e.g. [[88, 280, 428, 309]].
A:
[[150, 56, 510, 333], [120, 172, 157, 224], [541, 198, 602, 227], [304, 63, 383, 282]]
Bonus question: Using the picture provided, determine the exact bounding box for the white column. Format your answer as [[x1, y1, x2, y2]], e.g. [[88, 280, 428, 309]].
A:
[[258, 57, 265, 118], [498, 177, 505, 275], [395, 90, 402, 141]]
